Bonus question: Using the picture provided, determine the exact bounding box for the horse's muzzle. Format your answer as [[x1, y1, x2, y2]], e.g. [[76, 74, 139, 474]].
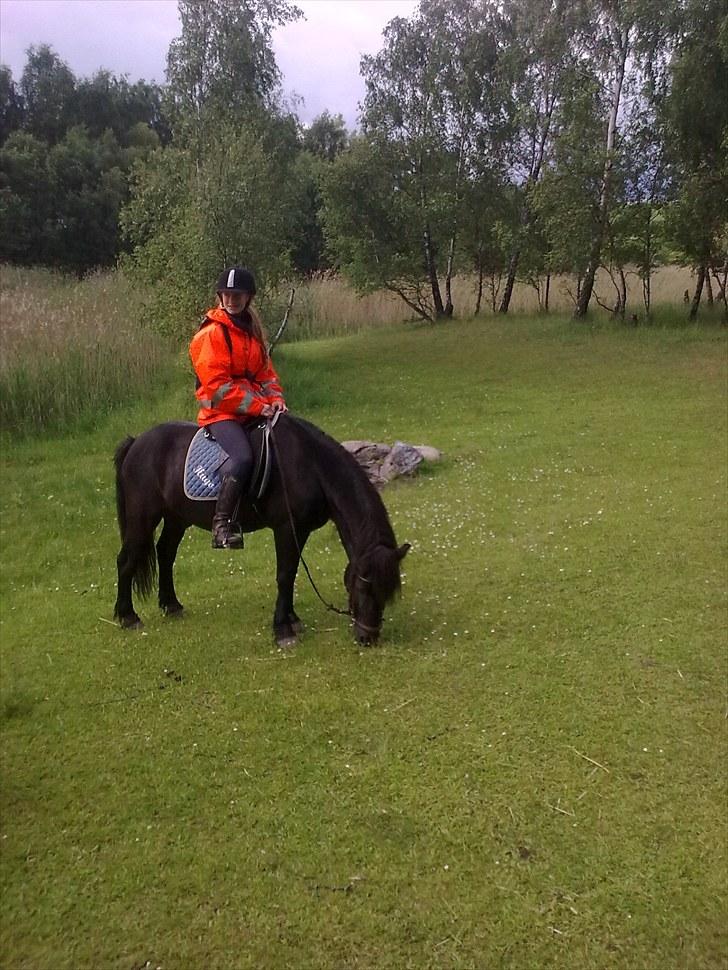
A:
[[353, 618, 380, 645]]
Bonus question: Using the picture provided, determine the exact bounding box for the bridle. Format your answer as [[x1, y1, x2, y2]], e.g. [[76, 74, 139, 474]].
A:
[[267, 417, 382, 638]]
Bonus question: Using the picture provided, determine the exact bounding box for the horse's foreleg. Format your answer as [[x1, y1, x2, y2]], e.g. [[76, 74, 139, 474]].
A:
[[157, 517, 187, 616], [272, 524, 309, 646]]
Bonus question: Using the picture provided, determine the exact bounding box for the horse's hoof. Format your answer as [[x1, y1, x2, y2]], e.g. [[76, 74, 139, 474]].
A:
[[163, 605, 184, 619], [121, 616, 144, 631], [290, 618, 304, 636], [276, 635, 298, 649]]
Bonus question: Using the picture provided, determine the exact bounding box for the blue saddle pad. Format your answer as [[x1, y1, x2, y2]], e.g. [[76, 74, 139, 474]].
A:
[[183, 428, 229, 500]]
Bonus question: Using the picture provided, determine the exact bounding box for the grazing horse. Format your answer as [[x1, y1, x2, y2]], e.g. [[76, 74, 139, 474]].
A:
[[113, 415, 409, 645]]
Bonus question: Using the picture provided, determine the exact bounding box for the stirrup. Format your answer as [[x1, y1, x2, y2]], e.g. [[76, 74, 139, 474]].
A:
[[212, 522, 244, 550]]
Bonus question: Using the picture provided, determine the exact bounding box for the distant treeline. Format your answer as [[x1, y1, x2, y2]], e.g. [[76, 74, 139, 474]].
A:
[[1, 0, 726, 328]]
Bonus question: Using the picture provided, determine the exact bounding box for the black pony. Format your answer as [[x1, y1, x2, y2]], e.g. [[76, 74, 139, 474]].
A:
[[113, 415, 409, 645]]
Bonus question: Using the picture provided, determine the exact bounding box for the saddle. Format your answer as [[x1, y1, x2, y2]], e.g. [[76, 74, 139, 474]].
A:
[[183, 416, 278, 502]]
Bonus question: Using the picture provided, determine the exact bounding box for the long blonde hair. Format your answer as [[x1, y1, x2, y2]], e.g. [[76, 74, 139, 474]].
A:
[[217, 296, 269, 359]]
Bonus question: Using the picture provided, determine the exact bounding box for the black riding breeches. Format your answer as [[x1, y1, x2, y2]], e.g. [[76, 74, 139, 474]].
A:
[[207, 420, 253, 484]]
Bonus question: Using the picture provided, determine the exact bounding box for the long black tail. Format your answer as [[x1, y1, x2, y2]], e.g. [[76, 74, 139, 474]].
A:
[[114, 436, 135, 540], [113, 435, 157, 604]]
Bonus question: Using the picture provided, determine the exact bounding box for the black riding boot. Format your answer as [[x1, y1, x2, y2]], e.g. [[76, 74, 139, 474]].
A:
[[211, 475, 244, 549]]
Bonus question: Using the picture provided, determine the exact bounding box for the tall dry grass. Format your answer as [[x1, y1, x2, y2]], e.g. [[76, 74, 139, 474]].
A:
[[285, 264, 699, 337], [0, 266, 173, 437]]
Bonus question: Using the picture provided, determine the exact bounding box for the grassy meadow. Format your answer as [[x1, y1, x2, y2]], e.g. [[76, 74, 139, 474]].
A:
[[0, 279, 727, 968]]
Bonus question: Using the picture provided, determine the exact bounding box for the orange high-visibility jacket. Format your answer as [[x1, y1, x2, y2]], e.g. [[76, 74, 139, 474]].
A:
[[189, 307, 285, 425]]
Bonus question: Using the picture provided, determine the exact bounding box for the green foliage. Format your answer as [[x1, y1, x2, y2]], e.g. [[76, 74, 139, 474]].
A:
[[0, 66, 24, 142], [331, 0, 511, 320], [532, 71, 605, 285], [20, 44, 76, 144], [165, 0, 302, 148], [663, 0, 728, 282], [0, 123, 157, 274], [302, 110, 348, 162], [0, 131, 52, 262], [289, 150, 329, 275], [119, 0, 306, 334], [121, 126, 298, 336], [2, 0, 725, 320], [321, 136, 429, 312], [73, 71, 169, 145], [0, 46, 167, 275]]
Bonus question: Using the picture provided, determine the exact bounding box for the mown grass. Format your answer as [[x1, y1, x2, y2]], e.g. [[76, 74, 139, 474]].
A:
[[0, 315, 726, 969]]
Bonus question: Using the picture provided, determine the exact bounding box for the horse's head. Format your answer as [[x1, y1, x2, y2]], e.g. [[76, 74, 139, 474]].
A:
[[344, 543, 410, 645]]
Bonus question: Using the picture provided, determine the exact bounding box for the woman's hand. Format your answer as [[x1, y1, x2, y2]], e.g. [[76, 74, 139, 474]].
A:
[[260, 402, 288, 417]]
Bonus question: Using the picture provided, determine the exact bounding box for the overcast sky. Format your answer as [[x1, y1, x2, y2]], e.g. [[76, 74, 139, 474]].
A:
[[0, 0, 417, 128]]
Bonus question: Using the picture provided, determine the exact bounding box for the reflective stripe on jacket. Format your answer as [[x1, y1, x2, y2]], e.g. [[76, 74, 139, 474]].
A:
[[189, 307, 285, 425]]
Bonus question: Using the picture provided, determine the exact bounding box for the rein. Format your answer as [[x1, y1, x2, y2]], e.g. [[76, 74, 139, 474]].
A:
[[267, 416, 354, 622]]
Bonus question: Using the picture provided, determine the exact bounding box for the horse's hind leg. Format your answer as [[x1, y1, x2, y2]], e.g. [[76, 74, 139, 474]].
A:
[[114, 511, 161, 630], [114, 532, 157, 629], [114, 545, 137, 627], [157, 517, 187, 617]]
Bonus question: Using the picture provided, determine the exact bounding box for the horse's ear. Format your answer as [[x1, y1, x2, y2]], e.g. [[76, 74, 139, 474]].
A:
[[397, 543, 411, 560]]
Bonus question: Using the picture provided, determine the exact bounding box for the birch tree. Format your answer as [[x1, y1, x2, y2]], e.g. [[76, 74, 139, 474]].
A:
[[497, 0, 586, 313], [573, 0, 675, 318]]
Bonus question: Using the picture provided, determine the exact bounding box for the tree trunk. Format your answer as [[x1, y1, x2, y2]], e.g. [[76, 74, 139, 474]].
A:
[[544, 274, 551, 312], [474, 253, 484, 316], [422, 223, 445, 318], [574, 24, 629, 319], [444, 235, 455, 317], [642, 272, 651, 316], [499, 248, 521, 315], [618, 266, 627, 318], [712, 262, 727, 303], [500, 93, 556, 315], [443, 123, 466, 319], [642, 204, 652, 315], [689, 264, 706, 320], [705, 270, 713, 306], [417, 148, 445, 319]]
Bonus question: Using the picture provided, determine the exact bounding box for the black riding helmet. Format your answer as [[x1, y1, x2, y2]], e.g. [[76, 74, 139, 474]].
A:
[[216, 266, 256, 295]]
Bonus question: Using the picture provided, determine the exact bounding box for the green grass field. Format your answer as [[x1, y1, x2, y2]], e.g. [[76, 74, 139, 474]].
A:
[[1, 316, 726, 969]]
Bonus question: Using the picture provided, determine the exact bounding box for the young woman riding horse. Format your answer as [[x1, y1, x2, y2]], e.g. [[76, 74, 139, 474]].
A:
[[189, 267, 287, 549], [113, 266, 409, 646]]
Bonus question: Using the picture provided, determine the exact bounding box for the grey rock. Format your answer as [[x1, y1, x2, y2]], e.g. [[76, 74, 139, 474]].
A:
[[341, 441, 391, 463], [341, 438, 438, 486], [413, 445, 443, 462], [379, 441, 424, 481]]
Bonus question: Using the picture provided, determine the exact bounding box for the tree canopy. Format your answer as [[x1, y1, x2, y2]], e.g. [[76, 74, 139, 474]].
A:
[[1, 0, 725, 322]]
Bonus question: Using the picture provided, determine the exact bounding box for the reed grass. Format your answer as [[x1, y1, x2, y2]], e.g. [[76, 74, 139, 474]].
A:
[[0, 266, 174, 437]]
